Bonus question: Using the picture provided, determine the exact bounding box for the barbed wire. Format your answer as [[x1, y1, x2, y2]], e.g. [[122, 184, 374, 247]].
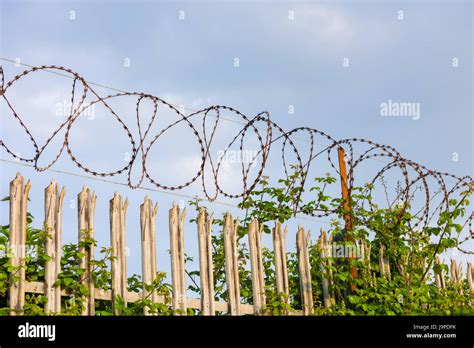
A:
[[0, 157, 334, 226], [0, 64, 472, 253], [0, 57, 465, 183]]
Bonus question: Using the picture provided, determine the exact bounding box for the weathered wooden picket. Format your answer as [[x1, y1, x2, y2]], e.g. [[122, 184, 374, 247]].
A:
[[4, 173, 474, 316]]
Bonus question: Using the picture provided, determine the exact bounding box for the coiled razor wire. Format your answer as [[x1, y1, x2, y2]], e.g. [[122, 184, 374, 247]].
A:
[[0, 65, 472, 254]]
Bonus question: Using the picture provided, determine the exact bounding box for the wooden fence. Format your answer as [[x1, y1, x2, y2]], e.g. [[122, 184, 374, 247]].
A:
[[3, 173, 474, 316]]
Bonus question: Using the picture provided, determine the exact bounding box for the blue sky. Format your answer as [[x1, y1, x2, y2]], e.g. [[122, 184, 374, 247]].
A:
[[0, 0, 472, 286]]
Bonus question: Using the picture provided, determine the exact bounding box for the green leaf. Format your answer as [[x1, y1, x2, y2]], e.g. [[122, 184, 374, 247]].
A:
[[348, 295, 360, 304]]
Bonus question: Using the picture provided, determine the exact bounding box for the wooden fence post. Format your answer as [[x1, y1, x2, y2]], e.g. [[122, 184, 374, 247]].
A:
[[318, 230, 328, 308], [140, 195, 159, 315], [248, 219, 265, 315], [296, 225, 313, 315], [78, 186, 96, 315], [223, 212, 240, 315], [110, 192, 128, 314], [434, 256, 446, 290], [467, 262, 474, 293], [450, 258, 463, 294], [8, 173, 31, 315], [272, 223, 289, 312], [197, 208, 215, 315], [450, 258, 461, 283], [434, 257, 441, 289], [318, 229, 335, 308], [378, 243, 391, 280], [44, 180, 65, 314], [169, 202, 187, 314], [360, 239, 373, 288]]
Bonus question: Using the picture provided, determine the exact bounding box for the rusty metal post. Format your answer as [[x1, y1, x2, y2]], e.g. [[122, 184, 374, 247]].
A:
[[337, 147, 358, 292]]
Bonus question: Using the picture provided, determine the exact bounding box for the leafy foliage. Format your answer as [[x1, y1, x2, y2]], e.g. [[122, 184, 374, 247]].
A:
[[189, 168, 473, 315], [0, 166, 472, 315]]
